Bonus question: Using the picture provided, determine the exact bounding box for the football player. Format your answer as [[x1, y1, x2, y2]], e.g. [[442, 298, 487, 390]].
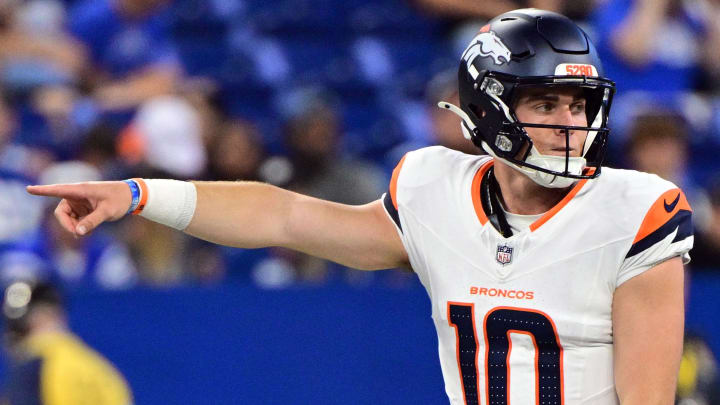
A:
[[2, 280, 133, 404], [27, 9, 691, 405]]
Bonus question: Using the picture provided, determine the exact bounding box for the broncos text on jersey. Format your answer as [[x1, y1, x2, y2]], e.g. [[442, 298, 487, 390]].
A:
[[382, 146, 693, 405]]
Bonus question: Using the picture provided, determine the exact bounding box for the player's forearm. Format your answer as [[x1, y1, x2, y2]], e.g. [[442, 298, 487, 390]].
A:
[[615, 346, 682, 405], [185, 181, 406, 270], [184, 181, 295, 249], [616, 358, 681, 404], [282, 196, 406, 270]]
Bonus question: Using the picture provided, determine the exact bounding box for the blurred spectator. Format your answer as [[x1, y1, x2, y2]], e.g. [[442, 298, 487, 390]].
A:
[[118, 216, 185, 285], [0, 91, 56, 179], [118, 208, 223, 286], [25, 84, 101, 160], [425, 68, 478, 155], [591, 0, 717, 94], [39, 212, 138, 290], [117, 95, 206, 179], [181, 79, 224, 150], [79, 123, 128, 179], [689, 0, 720, 92], [676, 332, 720, 405], [676, 269, 720, 403], [410, 0, 561, 20], [385, 68, 478, 168], [689, 179, 720, 271], [1, 280, 133, 404], [67, 0, 182, 113], [0, 0, 87, 95], [207, 118, 265, 182], [0, 94, 46, 244], [279, 91, 384, 205], [0, 1, 97, 160], [120, 215, 218, 285], [625, 111, 711, 231]]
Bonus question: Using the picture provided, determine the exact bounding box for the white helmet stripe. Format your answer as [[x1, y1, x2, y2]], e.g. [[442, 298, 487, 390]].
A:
[[582, 106, 604, 157]]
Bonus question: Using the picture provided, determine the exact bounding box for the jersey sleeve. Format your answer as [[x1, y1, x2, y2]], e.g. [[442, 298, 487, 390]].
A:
[[618, 188, 694, 286], [382, 153, 407, 234], [380, 147, 474, 279]]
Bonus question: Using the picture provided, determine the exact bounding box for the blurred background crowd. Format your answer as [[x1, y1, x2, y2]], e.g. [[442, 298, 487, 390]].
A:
[[1, 0, 720, 289], [0, 0, 719, 403]]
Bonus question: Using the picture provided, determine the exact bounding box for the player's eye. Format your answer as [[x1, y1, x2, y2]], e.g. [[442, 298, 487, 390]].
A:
[[533, 102, 554, 112], [570, 101, 586, 114]]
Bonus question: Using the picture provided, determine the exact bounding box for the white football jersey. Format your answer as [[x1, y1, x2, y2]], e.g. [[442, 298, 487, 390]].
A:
[[382, 146, 693, 405]]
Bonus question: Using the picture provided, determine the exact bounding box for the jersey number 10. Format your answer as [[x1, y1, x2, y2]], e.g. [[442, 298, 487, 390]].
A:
[[447, 303, 564, 405]]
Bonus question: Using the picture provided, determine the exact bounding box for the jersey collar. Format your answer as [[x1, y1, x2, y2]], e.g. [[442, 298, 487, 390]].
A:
[[471, 159, 593, 234]]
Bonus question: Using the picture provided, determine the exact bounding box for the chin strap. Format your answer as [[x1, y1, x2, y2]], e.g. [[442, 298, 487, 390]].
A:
[[482, 167, 514, 238]]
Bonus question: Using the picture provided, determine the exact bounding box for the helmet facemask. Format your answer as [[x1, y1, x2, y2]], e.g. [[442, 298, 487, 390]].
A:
[[442, 72, 614, 188]]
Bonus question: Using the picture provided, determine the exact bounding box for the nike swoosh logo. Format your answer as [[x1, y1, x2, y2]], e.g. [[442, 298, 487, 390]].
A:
[[664, 193, 681, 213]]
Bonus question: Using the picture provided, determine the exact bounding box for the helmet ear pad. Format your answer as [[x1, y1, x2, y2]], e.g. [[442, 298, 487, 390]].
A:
[[461, 85, 529, 160]]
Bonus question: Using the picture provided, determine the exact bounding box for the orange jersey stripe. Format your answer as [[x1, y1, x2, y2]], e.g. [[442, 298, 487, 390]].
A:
[[529, 172, 593, 232], [471, 160, 494, 226], [389, 154, 407, 210], [633, 188, 692, 244]]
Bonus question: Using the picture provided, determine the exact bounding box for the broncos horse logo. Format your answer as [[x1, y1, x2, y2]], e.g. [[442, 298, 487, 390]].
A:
[[462, 31, 512, 67]]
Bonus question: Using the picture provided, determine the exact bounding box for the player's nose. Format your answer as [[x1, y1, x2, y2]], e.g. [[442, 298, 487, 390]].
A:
[[553, 107, 577, 136]]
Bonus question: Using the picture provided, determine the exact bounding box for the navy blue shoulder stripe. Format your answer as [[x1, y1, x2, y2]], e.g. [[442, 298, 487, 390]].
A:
[[625, 209, 692, 259], [383, 192, 402, 233]]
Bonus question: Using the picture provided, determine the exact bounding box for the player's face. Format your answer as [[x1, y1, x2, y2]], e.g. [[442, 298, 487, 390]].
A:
[[513, 87, 588, 157]]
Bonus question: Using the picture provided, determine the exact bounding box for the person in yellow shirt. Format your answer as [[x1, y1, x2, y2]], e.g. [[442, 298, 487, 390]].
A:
[[2, 280, 133, 405]]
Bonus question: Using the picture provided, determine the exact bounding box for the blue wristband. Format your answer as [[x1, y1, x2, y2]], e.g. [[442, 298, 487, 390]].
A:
[[124, 179, 141, 215]]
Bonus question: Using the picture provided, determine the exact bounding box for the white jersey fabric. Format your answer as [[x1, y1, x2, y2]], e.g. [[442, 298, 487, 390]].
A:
[[381, 146, 693, 405]]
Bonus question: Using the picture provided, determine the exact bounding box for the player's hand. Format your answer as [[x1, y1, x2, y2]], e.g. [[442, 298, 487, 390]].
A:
[[26, 181, 132, 236]]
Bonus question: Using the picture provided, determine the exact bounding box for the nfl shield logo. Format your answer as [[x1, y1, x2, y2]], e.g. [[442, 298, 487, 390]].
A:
[[496, 245, 513, 265]]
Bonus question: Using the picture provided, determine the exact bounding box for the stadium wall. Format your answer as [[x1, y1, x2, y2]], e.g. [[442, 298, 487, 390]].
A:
[[1, 274, 718, 404]]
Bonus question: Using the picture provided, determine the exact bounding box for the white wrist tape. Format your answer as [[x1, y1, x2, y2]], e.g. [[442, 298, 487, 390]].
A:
[[138, 179, 197, 231]]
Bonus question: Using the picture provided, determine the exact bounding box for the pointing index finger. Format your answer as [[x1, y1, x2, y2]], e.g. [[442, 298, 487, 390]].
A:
[[26, 184, 90, 200]]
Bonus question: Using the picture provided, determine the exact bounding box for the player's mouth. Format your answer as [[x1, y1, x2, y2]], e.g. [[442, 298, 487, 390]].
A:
[[550, 147, 575, 155]]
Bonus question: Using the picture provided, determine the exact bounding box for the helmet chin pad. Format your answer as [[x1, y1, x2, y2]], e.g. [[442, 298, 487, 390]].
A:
[[481, 142, 586, 188], [522, 149, 586, 188]]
